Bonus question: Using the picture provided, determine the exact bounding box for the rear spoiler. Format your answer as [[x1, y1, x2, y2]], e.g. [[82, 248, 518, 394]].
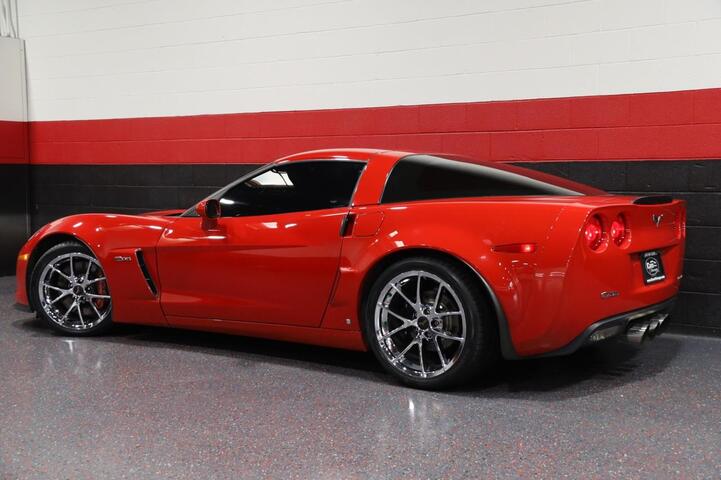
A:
[[633, 195, 674, 205]]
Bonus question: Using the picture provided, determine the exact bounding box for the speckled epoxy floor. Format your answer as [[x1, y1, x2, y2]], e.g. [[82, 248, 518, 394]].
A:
[[1, 276, 720, 479]]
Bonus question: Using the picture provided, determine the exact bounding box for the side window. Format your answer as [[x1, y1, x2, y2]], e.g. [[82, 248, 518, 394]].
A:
[[218, 161, 365, 217], [381, 155, 581, 203]]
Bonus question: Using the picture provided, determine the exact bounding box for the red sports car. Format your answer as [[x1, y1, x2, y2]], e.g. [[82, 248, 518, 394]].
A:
[[15, 149, 686, 389]]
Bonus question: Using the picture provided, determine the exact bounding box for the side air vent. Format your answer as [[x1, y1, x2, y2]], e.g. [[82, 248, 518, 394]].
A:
[[633, 195, 673, 205], [135, 249, 158, 296]]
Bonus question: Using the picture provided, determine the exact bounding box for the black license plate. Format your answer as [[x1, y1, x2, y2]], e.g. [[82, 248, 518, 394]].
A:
[[641, 251, 666, 284]]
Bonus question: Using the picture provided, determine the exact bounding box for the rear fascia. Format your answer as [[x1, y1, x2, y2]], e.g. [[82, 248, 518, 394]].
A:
[[528, 198, 686, 356]]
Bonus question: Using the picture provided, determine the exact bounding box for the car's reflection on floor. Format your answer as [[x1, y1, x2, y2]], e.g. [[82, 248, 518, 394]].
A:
[[13, 311, 680, 399], [2, 274, 718, 479]]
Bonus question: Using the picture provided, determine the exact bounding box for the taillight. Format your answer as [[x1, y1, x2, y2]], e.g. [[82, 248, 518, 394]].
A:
[[610, 214, 627, 246], [584, 215, 604, 250]]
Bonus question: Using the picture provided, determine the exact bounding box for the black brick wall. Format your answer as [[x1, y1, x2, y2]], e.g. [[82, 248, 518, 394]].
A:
[[30, 164, 258, 229], [518, 160, 721, 335], [27, 160, 721, 335], [0, 165, 30, 276]]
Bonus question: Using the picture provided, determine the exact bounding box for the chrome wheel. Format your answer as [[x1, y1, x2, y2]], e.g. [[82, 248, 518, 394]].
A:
[[37, 252, 111, 331], [374, 270, 467, 379]]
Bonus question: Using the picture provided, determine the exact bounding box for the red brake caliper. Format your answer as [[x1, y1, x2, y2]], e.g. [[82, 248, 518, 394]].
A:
[[94, 281, 108, 310]]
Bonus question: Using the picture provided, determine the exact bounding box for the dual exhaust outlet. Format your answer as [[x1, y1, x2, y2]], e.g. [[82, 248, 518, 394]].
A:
[[626, 313, 669, 344]]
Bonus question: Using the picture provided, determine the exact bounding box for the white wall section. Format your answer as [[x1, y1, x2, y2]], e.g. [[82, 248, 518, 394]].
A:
[[17, 0, 721, 120]]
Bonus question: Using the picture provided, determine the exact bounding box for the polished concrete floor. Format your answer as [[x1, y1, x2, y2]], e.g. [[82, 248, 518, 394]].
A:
[[1, 276, 720, 479]]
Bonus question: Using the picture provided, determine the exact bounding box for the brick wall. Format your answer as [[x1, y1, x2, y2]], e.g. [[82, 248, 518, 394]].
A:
[[12, 0, 721, 330], [29, 164, 256, 228], [19, 0, 721, 122]]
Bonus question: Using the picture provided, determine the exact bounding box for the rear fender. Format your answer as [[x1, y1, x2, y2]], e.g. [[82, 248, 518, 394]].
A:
[[322, 201, 573, 357]]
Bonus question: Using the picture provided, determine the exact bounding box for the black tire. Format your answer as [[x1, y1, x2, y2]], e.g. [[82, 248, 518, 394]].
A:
[[29, 241, 113, 336], [363, 256, 498, 389]]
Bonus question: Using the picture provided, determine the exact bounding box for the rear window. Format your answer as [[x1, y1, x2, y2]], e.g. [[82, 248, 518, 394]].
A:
[[381, 154, 593, 204]]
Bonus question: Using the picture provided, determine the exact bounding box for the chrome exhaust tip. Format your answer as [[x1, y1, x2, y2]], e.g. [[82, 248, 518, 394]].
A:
[[626, 321, 649, 344], [626, 313, 669, 344], [646, 318, 660, 339], [652, 313, 669, 336]]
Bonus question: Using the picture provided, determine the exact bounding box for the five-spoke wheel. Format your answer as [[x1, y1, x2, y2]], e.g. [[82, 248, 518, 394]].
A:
[[30, 242, 113, 335]]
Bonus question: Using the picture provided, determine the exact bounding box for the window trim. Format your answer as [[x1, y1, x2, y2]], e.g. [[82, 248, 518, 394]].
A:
[[182, 159, 367, 218]]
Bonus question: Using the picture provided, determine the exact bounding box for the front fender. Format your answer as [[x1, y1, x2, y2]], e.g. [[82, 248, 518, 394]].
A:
[[16, 213, 175, 325]]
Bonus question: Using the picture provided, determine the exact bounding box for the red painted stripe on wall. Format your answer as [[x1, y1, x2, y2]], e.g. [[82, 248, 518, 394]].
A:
[[28, 88, 721, 165], [0, 120, 28, 164]]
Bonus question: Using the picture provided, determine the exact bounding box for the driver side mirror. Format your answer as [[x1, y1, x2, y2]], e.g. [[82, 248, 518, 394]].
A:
[[196, 199, 221, 219]]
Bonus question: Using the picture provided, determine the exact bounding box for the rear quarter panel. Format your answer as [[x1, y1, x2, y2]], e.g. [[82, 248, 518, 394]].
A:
[[322, 198, 579, 353], [324, 196, 685, 357]]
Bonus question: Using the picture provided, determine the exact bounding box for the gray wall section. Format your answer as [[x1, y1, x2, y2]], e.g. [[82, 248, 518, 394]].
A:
[[27, 160, 721, 335]]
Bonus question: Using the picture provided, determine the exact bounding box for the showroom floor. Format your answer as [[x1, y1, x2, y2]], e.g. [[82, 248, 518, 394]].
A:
[[1, 276, 719, 479]]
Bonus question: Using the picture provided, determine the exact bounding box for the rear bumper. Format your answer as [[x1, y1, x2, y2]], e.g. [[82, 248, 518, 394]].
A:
[[529, 297, 676, 358]]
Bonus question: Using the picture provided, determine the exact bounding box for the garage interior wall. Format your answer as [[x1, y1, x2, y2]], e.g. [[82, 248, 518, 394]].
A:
[[13, 0, 721, 333], [0, 35, 29, 277]]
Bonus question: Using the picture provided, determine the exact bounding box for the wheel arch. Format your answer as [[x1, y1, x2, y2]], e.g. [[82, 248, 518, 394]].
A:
[[358, 247, 518, 359], [26, 233, 96, 306]]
